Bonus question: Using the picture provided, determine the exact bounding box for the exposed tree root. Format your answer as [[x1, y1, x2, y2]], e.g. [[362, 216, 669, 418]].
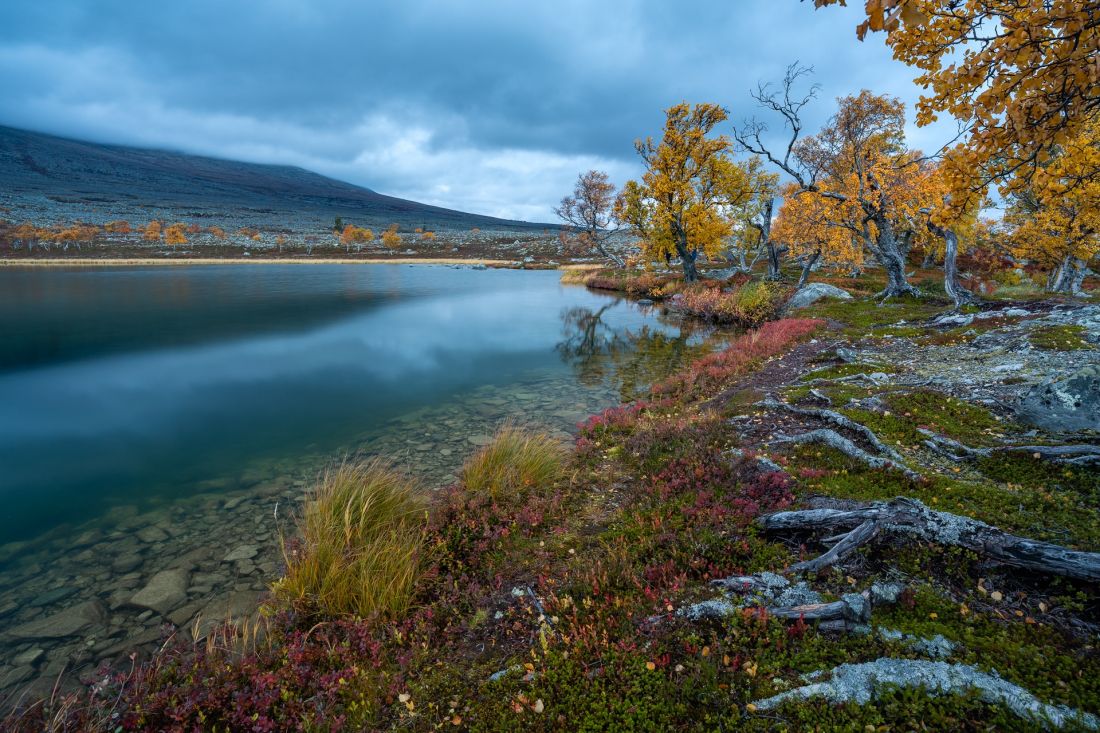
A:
[[750, 659, 1098, 729], [762, 396, 906, 463], [682, 572, 903, 633], [772, 428, 921, 481], [759, 497, 1100, 582], [919, 429, 1100, 466]]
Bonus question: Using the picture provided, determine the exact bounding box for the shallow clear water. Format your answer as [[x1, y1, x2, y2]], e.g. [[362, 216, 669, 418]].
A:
[[0, 264, 721, 692]]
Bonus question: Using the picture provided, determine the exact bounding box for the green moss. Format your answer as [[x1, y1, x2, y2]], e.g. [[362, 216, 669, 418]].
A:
[[1029, 324, 1091, 350], [788, 445, 1100, 549], [977, 452, 1100, 506], [801, 362, 896, 382], [804, 296, 948, 337], [841, 389, 1006, 448]]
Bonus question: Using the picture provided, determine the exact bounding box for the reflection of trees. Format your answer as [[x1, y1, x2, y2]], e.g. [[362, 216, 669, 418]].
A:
[[557, 303, 716, 401]]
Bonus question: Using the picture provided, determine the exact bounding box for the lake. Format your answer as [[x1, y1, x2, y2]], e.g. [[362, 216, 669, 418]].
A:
[[0, 263, 723, 694]]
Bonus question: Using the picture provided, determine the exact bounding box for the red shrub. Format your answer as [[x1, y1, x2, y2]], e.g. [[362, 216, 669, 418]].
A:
[[653, 318, 824, 401]]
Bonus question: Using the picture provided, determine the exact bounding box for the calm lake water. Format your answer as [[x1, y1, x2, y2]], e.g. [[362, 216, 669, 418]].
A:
[[0, 264, 722, 694]]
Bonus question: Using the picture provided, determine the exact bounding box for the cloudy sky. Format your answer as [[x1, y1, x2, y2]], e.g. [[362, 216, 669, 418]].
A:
[[0, 0, 957, 222]]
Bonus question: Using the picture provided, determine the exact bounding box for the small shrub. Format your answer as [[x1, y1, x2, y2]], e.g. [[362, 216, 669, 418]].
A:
[[274, 460, 427, 619], [675, 280, 789, 326], [143, 220, 162, 241], [461, 424, 566, 499]]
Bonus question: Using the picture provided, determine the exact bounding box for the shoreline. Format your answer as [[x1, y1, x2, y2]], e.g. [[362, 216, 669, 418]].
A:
[[0, 257, 527, 267]]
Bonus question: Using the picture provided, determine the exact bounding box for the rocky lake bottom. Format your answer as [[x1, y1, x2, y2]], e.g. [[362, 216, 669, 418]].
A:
[[0, 370, 629, 702]]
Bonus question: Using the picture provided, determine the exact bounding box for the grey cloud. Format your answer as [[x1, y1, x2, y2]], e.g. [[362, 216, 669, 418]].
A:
[[0, 0, 958, 220]]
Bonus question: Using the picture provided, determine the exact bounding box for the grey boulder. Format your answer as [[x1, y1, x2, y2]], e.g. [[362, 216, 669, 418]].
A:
[[1016, 365, 1100, 432], [786, 283, 853, 310]]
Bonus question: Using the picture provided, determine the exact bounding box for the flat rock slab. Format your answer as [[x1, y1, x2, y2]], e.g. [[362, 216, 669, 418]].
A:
[[7, 600, 106, 640], [223, 545, 259, 563], [129, 568, 190, 615]]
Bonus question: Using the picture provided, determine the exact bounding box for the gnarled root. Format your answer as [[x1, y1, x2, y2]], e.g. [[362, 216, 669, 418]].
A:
[[762, 396, 906, 463], [772, 428, 921, 481], [919, 428, 1100, 467], [759, 497, 1100, 582], [751, 659, 1098, 729]]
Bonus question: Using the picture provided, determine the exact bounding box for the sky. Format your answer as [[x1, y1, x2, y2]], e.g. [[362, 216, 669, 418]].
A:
[[0, 0, 959, 222]]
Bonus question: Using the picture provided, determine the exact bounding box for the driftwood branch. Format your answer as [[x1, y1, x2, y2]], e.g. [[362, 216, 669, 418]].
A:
[[772, 429, 921, 481], [760, 497, 1100, 583]]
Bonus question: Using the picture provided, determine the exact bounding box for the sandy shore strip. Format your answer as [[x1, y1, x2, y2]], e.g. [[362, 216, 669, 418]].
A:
[[0, 257, 533, 267]]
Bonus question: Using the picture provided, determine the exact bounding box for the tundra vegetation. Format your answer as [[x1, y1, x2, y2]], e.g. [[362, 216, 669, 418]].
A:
[[3, 2, 1099, 730]]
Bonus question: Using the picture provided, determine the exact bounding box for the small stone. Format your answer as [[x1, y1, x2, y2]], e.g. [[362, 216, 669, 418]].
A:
[[12, 648, 45, 666], [129, 569, 190, 615], [136, 526, 169, 543], [223, 545, 259, 563], [30, 586, 79, 607]]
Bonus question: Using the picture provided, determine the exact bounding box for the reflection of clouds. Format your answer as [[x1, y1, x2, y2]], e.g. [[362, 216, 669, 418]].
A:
[[0, 279, 671, 442]]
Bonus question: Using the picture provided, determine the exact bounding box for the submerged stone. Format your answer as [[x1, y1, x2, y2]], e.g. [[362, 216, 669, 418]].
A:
[[129, 569, 189, 615], [7, 600, 106, 640]]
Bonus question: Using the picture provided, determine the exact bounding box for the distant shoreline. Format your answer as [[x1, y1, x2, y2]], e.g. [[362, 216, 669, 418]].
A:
[[0, 257, 566, 268]]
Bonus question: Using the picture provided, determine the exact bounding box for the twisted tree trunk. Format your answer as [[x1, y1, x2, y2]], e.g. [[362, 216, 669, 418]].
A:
[[925, 218, 977, 309]]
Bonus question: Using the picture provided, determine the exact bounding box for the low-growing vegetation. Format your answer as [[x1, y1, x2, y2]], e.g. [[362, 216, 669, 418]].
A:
[[273, 459, 428, 620], [460, 424, 567, 499]]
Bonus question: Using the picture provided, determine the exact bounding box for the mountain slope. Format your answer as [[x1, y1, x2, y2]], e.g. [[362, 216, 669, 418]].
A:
[[0, 125, 546, 231]]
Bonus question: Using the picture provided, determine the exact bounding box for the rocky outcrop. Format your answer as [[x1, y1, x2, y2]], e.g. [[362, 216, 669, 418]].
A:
[[1016, 365, 1100, 432], [785, 283, 852, 311]]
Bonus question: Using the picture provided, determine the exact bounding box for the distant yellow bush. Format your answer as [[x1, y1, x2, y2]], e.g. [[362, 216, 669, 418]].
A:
[[104, 220, 131, 234], [340, 225, 374, 249], [382, 229, 401, 249], [421, 231, 435, 241], [143, 221, 162, 241], [164, 223, 188, 245]]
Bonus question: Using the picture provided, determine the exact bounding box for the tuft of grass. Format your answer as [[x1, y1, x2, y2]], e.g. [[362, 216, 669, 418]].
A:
[[274, 459, 427, 620], [461, 423, 567, 499]]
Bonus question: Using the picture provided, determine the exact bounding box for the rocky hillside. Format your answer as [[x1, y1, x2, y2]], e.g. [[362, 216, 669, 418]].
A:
[[0, 125, 548, 234]]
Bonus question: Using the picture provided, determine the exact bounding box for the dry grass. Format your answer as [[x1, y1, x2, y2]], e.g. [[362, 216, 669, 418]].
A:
[[461, 424, 567, 499], [273, 459, 428, 620]]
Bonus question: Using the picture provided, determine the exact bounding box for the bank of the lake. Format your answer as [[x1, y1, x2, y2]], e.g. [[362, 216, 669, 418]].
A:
[[0, 264, 729, 703]]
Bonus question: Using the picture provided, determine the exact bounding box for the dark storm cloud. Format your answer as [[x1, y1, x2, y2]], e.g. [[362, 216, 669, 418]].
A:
[[0, 0, 955, 220]]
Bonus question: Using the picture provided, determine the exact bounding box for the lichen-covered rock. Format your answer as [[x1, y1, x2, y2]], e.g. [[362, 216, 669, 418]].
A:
[[786, 283, 853, 310], [1016, 365, 1100, 432]]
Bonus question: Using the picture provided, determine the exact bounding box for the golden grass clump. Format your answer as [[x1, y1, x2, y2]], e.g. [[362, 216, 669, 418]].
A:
[[274, 459, 427, 619], [461, 424, 567, 499]]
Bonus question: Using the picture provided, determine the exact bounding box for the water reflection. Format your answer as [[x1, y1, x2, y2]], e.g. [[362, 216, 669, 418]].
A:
[[557, 302, 721, 401]]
